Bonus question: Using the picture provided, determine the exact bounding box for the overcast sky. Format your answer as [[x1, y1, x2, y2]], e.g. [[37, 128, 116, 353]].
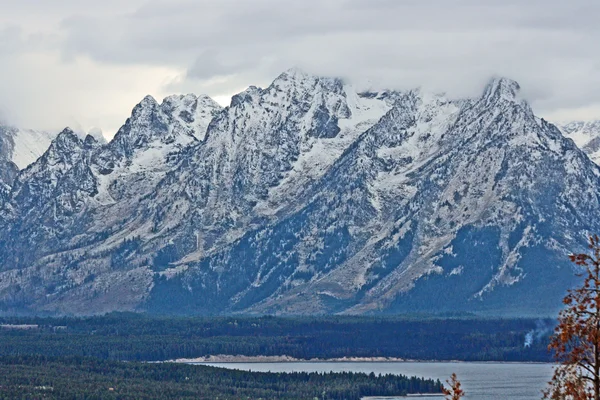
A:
[[0, 0, 599, 138]]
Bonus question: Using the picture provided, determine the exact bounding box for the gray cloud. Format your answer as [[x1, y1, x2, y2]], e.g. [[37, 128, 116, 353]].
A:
[[0, 0, 599, 136]]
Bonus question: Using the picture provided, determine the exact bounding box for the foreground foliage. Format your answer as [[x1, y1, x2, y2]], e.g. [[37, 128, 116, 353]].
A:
[[545, 236, 600, 400], [443, 373, 465, 399], [0, 356, 441, 400]]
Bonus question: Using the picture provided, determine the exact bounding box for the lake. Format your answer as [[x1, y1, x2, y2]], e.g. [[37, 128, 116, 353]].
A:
[[195, 361, 553, 399]]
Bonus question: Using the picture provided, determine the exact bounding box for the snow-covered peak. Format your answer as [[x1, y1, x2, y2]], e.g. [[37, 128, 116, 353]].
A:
[[111, 96, 165, 155], [230, 86, 262, 107], [67, 127, 107, 145], [482, 77, 521, 104], [108, 92, 221, 160], [160, 93, 222, 142], [270, 67, 337, 90], [138, 94, 159, 109], [50, 128, 86, 151], [273, 67, 317, 83], [82, 93, 220, 206], [278, 66, 310, 80], [559, 120, 600, 164], [269, 68, 345, 98], [15, 128, 91, 184]]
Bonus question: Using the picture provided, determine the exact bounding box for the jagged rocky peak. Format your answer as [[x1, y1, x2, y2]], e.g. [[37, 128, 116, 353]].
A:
[[271, 67, 344, 92], [227, 68, 351, 119], [160, 93, 223, 141], [481, 76, 522, 105], [270, 68, 351, 121], [49, 127, 87, 152], [223, 69, 400, 142], [84, 134, 100, 147], [107, 92, 222, 159], [7, 127, 97, 210], [230, 86, 261, 107], [17, 127, 95, 178], [137, 94, 160, 110], [113, 95, 167, 154]]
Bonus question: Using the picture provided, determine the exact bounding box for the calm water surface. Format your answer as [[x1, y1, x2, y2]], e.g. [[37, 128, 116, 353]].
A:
[[196, 362, 553, 399]]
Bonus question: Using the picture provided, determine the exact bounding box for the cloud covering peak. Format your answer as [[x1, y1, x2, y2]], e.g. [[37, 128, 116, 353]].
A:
[[0, 0, 599, 137]]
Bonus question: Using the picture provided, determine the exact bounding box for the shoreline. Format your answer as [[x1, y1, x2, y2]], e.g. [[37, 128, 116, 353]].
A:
[[168, 354, 550, 364], [171, 355, 407, 363]]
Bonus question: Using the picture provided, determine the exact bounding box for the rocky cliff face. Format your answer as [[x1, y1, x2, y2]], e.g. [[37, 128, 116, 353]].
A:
[[0, 126, 18, 193], [0, 71, 597, 316]]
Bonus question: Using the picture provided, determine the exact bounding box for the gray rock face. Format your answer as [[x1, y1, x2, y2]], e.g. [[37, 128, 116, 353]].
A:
[[0, 71, 598, 316], [0, 126, 18, 190]]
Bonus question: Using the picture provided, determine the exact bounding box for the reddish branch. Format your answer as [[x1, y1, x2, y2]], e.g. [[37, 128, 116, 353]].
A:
[[443, 373, 464, 400], [544, 235, 600, 400]]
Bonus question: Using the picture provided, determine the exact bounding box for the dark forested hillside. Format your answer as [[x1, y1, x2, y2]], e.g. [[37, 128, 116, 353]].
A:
[[0, 356, 441, 400], [0, 314, 553, 362]]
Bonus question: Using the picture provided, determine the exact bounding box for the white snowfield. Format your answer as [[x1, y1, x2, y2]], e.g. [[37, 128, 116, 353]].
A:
[[9, 128, 58, 169], [560, 120, 600, 165]]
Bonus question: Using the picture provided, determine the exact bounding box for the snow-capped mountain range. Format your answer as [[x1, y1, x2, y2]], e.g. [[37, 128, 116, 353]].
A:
[[0, 69, 599, 316]]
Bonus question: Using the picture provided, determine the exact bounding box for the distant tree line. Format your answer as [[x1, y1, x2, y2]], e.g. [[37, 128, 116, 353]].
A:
[[0, 315, 553, 362]]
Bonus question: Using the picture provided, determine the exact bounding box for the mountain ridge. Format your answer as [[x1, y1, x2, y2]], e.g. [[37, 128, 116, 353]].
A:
[[0, 70, 598, 316]]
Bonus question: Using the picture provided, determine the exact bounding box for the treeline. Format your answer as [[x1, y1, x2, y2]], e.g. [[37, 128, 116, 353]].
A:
[[0, 356, 441, 400], [0, 314, 553, 362]]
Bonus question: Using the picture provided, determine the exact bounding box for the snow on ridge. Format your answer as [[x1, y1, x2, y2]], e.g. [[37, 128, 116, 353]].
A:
[[559, 120, 600, 165], [369, 92, 460, 211], [10, 128, 58, 169], [253, 84, 395, 216], [160, 93, 223, 142]]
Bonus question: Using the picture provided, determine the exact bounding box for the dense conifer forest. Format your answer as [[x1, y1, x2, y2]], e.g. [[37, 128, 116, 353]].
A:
[[0, 314, 552, 398], [0, 314, 552, 361], [0, 356, 442, 399]]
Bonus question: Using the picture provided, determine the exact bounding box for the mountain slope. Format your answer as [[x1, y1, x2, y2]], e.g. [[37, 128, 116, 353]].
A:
[[0, 94, 222, 314], [135, 69, 398, 264]]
